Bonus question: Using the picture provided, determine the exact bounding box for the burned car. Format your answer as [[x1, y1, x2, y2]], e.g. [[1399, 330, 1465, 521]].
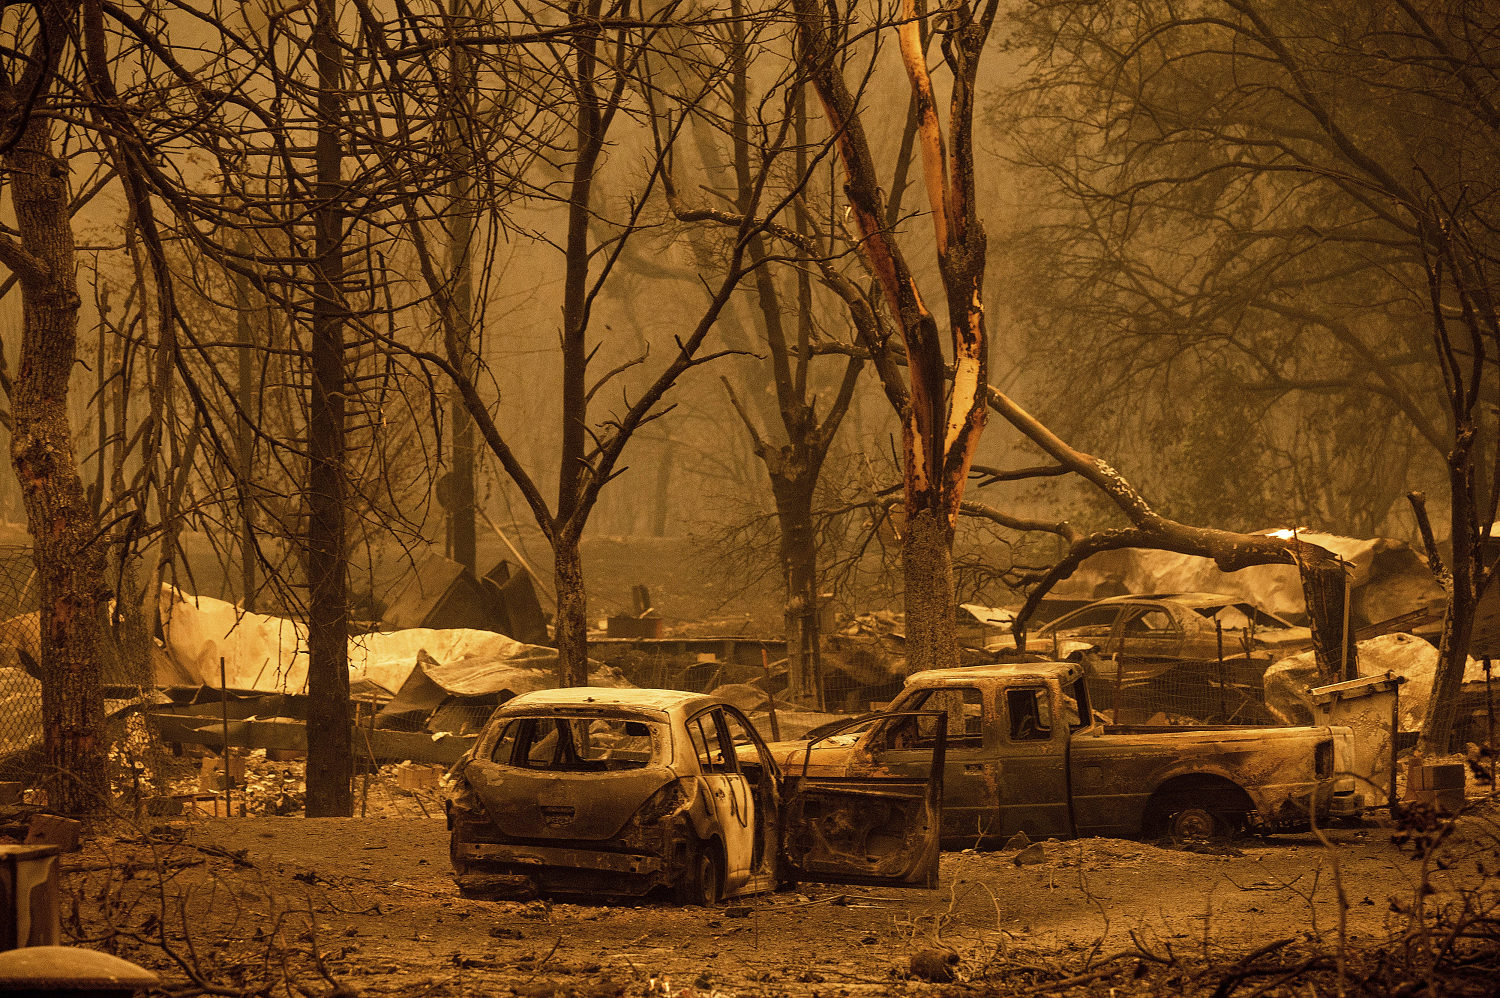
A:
[[1034, 593, 1314, 723], [1036, 593, 1311, 666], [446, 687, 945, 903]]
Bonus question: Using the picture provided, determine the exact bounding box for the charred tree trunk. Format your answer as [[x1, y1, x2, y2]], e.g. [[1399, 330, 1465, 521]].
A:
[[771, 472, 819, 702], [902, 507, 958, 675], [727, 6, 832, 701], [1410, 217, 1498, 757], [4, 109, 111, 813], [233, 270, 258, 611], [552, 530, 587, 688], [1421, 427, 1480, 755], [792, 0, 991, 674], [305, 0, 352, 817], [552, 0, 606, 685], [445, 0, 477, 575], [91, 287, 108, 520]]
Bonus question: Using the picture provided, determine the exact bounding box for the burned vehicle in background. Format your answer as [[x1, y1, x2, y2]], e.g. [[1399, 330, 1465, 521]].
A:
[[1034, 593, 1313, 724], [755, 662, 1360, 847], [447, 688, 945, 903]]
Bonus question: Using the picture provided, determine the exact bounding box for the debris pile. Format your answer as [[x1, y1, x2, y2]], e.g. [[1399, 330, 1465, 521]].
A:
[[156, 750, 449, 819]]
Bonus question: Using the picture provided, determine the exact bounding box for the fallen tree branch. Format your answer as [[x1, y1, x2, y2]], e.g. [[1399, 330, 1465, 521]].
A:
[[983, 383, 1353, 677]]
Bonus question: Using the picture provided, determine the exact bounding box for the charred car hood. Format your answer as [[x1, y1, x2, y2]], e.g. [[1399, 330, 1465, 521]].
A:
[[464, 763, 679, 841], [758, 740, 857, 779]]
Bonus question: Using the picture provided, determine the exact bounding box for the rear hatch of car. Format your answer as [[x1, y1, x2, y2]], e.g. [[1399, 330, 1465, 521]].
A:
[[463, 711, 679, 842]]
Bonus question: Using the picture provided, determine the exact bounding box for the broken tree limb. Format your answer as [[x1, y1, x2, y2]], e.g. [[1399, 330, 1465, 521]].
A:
[[970, 463, 1072, 486], [985, 384, 1354, 680], [1407, 490, 1452, 592], [959, 499, 1081, 544]]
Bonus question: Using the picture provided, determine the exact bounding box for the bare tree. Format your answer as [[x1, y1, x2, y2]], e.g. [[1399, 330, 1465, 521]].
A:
[[660, 3, 877, 703], [791, 0, 992, 673], [378, 0, 811, 685], [303, 0, 353, 817], [0, 2, 112, 812], [1010, 0, 1499, 745], [62, 0, 477, 814]]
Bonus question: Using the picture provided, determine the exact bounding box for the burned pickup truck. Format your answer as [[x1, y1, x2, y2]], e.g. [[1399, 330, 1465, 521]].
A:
[[760, 662, 1360, 846], [447, 687, 948, 903]]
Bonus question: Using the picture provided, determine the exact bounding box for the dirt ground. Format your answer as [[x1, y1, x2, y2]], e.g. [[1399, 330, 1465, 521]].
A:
[[57, 793, 1500, 997]]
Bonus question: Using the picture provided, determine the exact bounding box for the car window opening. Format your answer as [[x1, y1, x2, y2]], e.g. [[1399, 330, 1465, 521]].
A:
[[493, 716, 665, 771], [881, 687, 983, 749], [1007, 688, 1052, 741]]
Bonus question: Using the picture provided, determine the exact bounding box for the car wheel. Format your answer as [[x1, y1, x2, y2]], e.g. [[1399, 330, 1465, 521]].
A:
[[1166, 807, 1231, 846], [676, 843, 722, 906]]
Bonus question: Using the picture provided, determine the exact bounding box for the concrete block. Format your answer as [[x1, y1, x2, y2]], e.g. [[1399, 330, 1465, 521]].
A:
[[1406, 761, 1431, 790], [198, 754, 245, 792], [0, 844, 61, 948], [1426, 763, 1466, 790], [23, 815, 80, 853], [396, 762, 442, 791]]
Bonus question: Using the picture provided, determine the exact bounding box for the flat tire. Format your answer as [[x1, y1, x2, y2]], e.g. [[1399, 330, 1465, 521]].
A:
[[676, 843, 722, 906], [1166, 807, 1231, 845]]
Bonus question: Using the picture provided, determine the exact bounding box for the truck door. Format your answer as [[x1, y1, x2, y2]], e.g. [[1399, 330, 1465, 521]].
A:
[[779, 711, 945, 888], [997, 684, 1072, 837], [846, 685, 1000, 845]]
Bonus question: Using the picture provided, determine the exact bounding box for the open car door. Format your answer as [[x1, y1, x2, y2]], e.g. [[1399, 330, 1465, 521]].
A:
[[778, 711, 946, 888]]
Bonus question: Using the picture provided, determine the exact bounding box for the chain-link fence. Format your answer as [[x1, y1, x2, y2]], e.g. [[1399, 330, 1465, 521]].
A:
[[0, 544, 41, 776], [1080, 653, 1280, 725], [0, 546, 183, 803]]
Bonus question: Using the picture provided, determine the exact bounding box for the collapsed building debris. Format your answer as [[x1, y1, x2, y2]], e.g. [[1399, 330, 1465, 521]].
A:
[[1265, 631, 1492, 736], [1052, 532, 1446, 636], [80, 580, 624, 769], [381, 553, 548, 646]]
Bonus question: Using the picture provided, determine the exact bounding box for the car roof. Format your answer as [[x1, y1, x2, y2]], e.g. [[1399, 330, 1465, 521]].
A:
[[1079, 592, 1240, 607], [1058, 592, 1295, 626], [497, 686, 718, 716], [907, 662, 1084, 685]]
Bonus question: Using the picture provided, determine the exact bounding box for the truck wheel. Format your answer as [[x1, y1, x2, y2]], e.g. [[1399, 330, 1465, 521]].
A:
[[676, 843, 722, 906], [1166, 807, 1231, 845], [773, 852, 799, 893]]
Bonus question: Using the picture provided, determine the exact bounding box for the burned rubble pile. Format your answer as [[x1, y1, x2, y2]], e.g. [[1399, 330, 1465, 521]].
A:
[[163, 751, 448, 819]]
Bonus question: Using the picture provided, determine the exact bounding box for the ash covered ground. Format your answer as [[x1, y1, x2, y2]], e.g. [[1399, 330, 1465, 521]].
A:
[[59, 793, 1500, 997]]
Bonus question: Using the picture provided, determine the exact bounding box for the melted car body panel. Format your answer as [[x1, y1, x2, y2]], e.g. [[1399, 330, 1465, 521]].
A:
[[778, 711, 947, 888]]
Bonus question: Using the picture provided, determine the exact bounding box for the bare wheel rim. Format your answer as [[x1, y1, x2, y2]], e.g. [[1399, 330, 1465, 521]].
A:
[[695, 848, 720, 905], [1168, 807, 1221, 843]]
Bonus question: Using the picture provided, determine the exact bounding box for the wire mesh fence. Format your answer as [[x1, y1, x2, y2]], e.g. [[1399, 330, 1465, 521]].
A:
[[0, 544, 41, 775], [0, 545, 184, 804], [1081, 653, 1281, 725]]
